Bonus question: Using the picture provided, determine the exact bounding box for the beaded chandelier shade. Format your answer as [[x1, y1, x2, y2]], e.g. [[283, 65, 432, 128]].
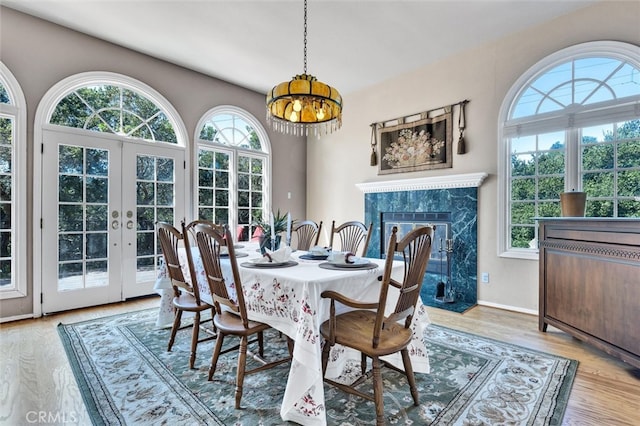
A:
[[266, 0, 343, 137]]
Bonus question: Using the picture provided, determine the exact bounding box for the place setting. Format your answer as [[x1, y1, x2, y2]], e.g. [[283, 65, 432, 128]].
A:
[[241, 245, 298, 269], [298, 245, 331, 260], [319, 251, 378, 271], [219, 245, 249, 258]]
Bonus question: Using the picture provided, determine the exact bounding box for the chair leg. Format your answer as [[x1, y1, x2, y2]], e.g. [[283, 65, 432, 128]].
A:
[[235, 336, 249, 409], [360, 353, 367, 375], [287, 337, 294, 357], [257, 331, 264, 358], [321, 341, 331, 376], [401, 348, 419, 405], [189, 312, 201, 369], [208, 333, 225, 381], [167, 309, 183, 351], [371, 356, 385, 426], [210, 308, 218, 334]]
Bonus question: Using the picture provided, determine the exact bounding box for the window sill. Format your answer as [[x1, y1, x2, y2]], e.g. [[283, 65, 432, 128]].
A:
[[499, 249, 539, 261]]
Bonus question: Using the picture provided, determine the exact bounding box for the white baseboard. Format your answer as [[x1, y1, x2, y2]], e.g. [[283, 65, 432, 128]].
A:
[[477, 300, 538, 316], [0, 313, 34, 324]]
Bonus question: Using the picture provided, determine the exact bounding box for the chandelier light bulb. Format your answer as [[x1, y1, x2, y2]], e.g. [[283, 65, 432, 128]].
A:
[[290, 110, 298, 122], [293, 99, 303, 112]]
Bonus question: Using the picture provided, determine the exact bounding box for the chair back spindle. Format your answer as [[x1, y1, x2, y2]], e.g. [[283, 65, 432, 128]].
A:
[[195, 224, 250, 327], [293, 220, 322, 251], [329, 220, 372, 256], [158, 222, 197, 301]]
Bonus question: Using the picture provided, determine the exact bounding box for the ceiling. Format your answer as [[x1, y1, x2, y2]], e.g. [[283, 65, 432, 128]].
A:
[[2, 0, 598, 96]]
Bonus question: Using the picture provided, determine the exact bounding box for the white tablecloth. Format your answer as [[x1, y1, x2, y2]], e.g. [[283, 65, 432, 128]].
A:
[[155, 244, 431, 425]]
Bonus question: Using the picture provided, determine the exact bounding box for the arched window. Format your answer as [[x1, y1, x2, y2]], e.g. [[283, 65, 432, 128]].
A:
[[50, 84, 178, 143], [195, 106, 271, 242], [499, 41, 640, 258], [0, 62, 27, 299]]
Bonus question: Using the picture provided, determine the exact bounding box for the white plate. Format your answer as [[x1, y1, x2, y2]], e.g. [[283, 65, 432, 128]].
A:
[[328, 258, 372, 268]]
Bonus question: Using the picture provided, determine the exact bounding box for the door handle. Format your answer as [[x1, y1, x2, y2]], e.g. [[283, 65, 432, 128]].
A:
[[126, 220, 134, 230], [111, 220, 120, 230]]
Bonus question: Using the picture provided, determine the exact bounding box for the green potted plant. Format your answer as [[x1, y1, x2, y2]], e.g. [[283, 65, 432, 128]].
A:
[[252, 209, 293, 253]]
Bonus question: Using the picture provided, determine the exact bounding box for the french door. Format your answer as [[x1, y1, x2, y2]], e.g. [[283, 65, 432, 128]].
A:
[[41, 128, 185, 313]]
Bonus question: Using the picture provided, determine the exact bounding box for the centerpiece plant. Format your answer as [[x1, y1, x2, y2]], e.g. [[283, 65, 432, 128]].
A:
[[252, 209, 294, 252]]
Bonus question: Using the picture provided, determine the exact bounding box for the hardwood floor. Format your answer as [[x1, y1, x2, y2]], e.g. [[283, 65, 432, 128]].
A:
[[1, 297, 638, 425]]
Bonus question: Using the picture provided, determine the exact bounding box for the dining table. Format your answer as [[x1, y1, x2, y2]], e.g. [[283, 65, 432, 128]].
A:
[[155, 242, 431, 426]]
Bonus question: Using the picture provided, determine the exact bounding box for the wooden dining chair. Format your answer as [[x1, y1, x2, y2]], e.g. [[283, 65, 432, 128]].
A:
[[194, 224, 292, 409], [156, 221, 216, 369], [320, 225, 434, 425], [293, 220, 322, 251], [329, 220, 372, 256]]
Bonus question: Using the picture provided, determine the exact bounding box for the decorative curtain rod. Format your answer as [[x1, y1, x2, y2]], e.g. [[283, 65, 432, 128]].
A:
[[370, 99, 469, 129]]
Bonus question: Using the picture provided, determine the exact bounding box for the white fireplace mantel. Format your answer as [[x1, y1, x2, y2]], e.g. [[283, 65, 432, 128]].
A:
[[356, 172, 489, 193]]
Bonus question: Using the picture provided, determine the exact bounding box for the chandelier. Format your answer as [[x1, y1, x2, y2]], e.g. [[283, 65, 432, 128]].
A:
[[266, 0, 343, 137]]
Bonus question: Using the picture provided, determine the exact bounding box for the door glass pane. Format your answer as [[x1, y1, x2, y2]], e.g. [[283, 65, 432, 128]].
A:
[[57, 144, 109, 291], [136, 155, 174, 284]]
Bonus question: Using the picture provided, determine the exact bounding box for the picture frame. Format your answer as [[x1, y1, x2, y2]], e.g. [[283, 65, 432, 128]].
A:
[[377, 111, 452, 175]]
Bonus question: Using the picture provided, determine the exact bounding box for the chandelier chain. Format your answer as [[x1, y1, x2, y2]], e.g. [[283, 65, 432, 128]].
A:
[[303, 0, 307, 74]]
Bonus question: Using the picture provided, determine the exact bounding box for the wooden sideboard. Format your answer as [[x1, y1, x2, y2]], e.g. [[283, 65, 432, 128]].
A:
[[538, 218, 640, 368]]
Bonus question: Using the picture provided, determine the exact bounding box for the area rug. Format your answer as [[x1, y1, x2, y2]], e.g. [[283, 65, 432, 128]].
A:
[[58, 309, 577, 425]]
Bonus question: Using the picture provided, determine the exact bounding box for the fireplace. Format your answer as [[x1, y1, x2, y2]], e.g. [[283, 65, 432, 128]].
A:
[[357, 173, 487, 313], [380, 211, 451, 276]]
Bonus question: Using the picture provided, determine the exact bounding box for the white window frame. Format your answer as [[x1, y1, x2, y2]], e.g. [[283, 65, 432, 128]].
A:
[[194, 105, 272, 236], [0, 62, 27, 299], [498, 41, 640, 260], [32, 71, 189, 316]]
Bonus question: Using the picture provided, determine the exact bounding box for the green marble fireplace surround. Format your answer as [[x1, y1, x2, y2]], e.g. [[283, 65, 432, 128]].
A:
[[358, 173, 488, 313]]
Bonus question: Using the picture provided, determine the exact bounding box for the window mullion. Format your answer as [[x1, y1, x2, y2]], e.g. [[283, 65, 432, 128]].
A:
[[566, 128, 581, 191]]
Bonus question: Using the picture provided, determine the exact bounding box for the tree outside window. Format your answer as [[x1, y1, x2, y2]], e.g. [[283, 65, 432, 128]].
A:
[[196, 108, 270, 242], [500, 42, 640, 256]]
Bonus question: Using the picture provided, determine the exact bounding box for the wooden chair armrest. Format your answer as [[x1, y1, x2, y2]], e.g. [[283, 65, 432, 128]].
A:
[[389, 278, 402, 289], [320, 290, 379, 310]]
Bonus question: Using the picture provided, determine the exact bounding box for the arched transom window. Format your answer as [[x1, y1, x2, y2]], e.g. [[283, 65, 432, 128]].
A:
[[195, 106, 271, 242], [50, 84, 178, 143], [499, 41, 640, 258]]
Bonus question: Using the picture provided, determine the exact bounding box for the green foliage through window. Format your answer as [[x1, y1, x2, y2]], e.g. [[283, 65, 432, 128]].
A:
[[197, 110, 268, 242], [505, 45, 640, 251], [50, 85, 177, 143]]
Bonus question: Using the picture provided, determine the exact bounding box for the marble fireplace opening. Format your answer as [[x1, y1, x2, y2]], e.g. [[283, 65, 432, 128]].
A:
[[381, 211, 452, 279], [359, 173, 487, 313]]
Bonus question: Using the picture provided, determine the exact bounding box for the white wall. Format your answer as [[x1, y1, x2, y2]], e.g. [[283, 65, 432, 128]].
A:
[[308, 1, 640, 313]]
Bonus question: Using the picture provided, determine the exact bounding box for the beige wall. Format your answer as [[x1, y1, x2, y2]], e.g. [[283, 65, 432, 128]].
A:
[[0, 7, 306, 319], [308, 1, 640, 313]]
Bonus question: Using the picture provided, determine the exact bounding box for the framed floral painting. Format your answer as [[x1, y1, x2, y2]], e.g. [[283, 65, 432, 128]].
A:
[[378, 111, 452, 175]]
